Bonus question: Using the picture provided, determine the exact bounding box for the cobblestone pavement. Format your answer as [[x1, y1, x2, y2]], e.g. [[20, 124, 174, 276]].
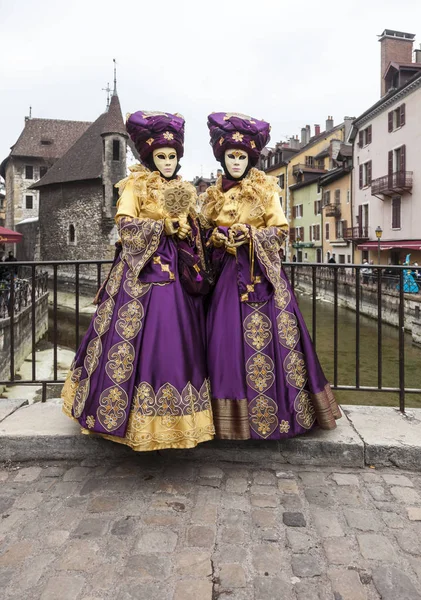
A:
[[1, 456, 421, 600]]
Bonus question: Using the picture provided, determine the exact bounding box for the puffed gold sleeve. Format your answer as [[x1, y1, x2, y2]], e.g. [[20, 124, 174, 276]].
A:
[[264, 191, 288, 231], [115, 179, 140, 220]]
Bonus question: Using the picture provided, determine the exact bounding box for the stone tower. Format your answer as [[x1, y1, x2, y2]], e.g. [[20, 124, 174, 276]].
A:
[[101, 92, 128, 220]]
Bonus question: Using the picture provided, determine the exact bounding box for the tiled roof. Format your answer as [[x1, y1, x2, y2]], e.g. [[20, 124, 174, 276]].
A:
[[10, 118, 91, 160], [30, 113, 108, 188]]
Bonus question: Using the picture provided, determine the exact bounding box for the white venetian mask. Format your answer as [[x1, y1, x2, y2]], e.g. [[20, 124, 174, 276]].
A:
[[224, 148, 249, 179], [152, 147, 178, 178]]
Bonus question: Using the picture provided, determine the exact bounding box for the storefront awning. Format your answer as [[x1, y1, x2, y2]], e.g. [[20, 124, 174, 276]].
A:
[[358, 240, 421, 251], [0, 226, 23, 243]]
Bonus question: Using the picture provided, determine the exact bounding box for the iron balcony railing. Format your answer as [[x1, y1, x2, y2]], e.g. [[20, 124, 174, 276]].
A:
[[293, 163, 327, 174], [343, 226, 370, 241], [371, 171, 413, 196], [324, 204, 341, 218], [0, 260, 420, 413]]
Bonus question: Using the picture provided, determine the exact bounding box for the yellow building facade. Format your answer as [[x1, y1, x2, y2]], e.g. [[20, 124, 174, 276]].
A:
[[319, 164, 353, 264], [287, 123, 347, 261]]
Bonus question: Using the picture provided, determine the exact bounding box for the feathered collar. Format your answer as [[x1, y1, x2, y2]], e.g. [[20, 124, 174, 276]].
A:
[[116, 163, 197, 216], [201, 168, 280, 221]]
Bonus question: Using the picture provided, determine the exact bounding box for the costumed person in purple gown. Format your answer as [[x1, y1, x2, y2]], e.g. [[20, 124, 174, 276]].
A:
[[200, 112, 341, 440], [62, 111, 215, 451]]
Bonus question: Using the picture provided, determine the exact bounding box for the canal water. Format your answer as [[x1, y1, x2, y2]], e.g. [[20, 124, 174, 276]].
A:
[[47, 293, 421, 409]]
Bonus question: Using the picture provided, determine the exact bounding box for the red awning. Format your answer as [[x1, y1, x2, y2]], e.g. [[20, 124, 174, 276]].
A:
[[0, 226, 23, 243], [358, 240, 421, 251]]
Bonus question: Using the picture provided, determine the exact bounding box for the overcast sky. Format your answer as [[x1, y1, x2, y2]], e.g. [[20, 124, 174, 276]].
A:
[[1, 0, 421, 180]]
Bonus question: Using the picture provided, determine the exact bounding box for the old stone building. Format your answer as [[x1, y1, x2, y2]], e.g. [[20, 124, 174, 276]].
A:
[[0, 117, 91, 231], [31, 92, 128, 265]]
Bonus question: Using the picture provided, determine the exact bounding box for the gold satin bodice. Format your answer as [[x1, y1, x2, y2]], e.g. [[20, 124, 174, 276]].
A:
[[115, 164, 197, 221], [200, 168, 288, 231]]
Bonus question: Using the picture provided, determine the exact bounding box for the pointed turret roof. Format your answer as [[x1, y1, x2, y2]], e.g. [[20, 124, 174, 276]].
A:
[[30, 113, 107, 188], [101, 94, 127, 137]]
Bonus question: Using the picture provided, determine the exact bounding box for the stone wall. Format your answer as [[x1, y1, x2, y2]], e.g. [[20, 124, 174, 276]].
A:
[[5, 157, 47, 231], [15, 219, 40, 261], [0, 292, 49, 384], [39, 180, 116, 282], [102, 134, 127, 219], [291, 267, 421, 345]]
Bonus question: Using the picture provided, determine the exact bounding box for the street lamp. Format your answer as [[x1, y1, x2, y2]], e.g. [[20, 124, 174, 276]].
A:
[[375, 225, 383, 265]]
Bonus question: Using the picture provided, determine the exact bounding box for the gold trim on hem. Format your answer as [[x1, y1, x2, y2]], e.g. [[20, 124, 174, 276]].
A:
[[311, 383, 341, 430], [62, 403, 214, 452], [80, 409, 215, 452], [212, 398, 251, 440]]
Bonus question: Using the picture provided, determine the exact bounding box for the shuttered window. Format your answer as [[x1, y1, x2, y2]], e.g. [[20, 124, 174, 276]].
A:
[[388, 111, 394, 132], [400, 104, 406, 127], [392, 197, 401, 229], [325, 223, 330, 240], [359, 165, 363, 189], [400, 145, 406, 172]]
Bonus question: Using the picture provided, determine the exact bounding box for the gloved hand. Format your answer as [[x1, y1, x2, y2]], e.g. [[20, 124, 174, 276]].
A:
[[210, 228, 228, 248], [176, 222, 192, 240], [227, 223, 250, 248], [164, 217, 179, 236]]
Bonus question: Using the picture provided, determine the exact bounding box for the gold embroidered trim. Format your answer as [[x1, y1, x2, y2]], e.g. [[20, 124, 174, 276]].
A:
[[243, 303, 279, 438], [201, 168, 281, 222], [153, 255, 175, 280]]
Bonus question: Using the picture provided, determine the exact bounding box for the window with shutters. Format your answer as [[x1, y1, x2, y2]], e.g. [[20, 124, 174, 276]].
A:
[[323, 190, 330, 206], [325, 223, 330, 240], [294, 226, 304, 242], [388, 104, 406, 132], [278, 174, 285, 189], [360, 161, 372, 188], [393, 145, 406, 173], [314, 200, 321, 215], [335, 220, 344, 239], [305, 156, 314, 167], [392, 197, 401, 229], [347, 189, 350, 204], [358, 125, 372, 147], [334, 189, 340, 205], [295, 204, 303, 218]]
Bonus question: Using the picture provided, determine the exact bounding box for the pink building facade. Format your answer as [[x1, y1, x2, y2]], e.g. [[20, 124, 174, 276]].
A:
[[349, 30, 421, 265]]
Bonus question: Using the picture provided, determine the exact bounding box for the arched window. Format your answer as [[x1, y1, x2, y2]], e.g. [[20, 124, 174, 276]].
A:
[[68, 224, 76, 245]]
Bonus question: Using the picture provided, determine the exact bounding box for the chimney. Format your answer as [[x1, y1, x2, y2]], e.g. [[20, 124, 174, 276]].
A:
[[343, 116, 354, 142], [289, 137, 300, 150], [415, 44, 421, 63], [306, 125, 311, 143], [379, 29, 415, 96], [210, 172, 214, 179], [314, 124, 321, 136], [326, 116, 334, 131], [300, 127, 307, 145]]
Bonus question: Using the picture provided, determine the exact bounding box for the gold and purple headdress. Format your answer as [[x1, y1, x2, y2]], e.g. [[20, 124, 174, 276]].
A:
[[126, 111, 185, 163], [208, 112, 271, 166]]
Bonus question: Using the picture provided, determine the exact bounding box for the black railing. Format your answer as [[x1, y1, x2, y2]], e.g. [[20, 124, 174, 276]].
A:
[[0, 270, 48, 318], [0, 260, 420, 412], [371, 171, 413, 196]]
